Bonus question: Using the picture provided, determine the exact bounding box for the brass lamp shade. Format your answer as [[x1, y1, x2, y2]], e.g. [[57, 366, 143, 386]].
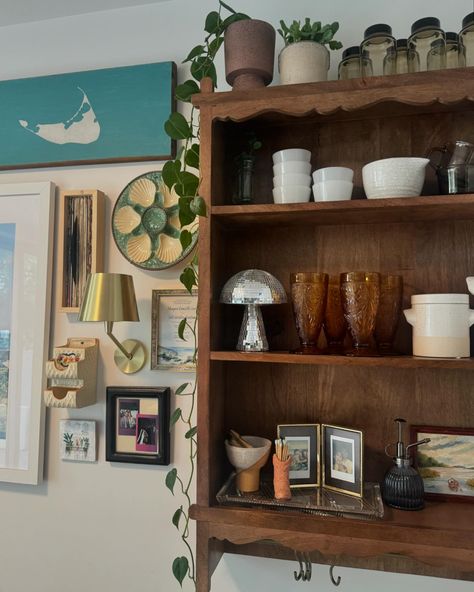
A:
[[79, 273, 139, 322], [79, 273, 145, 374]]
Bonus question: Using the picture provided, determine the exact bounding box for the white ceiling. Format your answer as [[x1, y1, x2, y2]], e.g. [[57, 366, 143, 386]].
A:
[[0, 0, 171, 27]]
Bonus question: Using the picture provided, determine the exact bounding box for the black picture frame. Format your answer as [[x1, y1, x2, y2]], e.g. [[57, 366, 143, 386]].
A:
[[106, 386, 170, 465], [322, 424, 363, 498], [277, 424, 320, 488]]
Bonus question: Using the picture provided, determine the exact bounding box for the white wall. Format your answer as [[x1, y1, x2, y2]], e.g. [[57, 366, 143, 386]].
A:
[[0, 1, 472, 591]]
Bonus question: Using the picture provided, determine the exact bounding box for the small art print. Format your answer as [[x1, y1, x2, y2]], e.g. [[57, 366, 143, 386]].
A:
[[330, 435, 355, 483], [322, 424, 363, 497], [277, 424, 319, 487], [412, 426, 474, 502], [136, 414, 159, 453], [59, 420, 96, 462]]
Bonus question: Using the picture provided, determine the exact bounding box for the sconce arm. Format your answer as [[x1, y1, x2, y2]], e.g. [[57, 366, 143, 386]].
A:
[[104, 321, 133, 360]]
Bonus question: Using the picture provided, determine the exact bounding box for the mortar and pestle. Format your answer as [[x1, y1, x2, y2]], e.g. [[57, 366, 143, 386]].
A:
[[225, 429, 271, 493]]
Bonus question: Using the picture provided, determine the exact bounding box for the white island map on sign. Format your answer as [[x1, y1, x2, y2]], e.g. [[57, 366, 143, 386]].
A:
[[18, 87, 100, 145]]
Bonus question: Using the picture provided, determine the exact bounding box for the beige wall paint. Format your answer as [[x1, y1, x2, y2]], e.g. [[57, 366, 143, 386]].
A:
[[0, 1, 472, 591]]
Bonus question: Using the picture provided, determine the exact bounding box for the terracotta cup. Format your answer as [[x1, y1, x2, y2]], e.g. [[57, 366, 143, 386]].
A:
[[375, 274, 403, 354], [291, 272, 328, 354], [273, 454, 292, 500]]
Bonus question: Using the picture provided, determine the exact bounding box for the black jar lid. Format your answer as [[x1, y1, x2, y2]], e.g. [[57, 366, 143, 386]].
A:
[[411, 17, 441, 34], [445, 32, 459, 43], [462, 12, 474, 29], [364, 23, 393, 39], [342, 46, 360, 59], [397, 38, 408, 48]]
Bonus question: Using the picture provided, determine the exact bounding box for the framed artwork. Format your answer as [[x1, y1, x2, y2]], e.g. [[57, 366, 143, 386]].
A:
[[0, 61, 176, 170], [411, 425, 474, 503], [0, 182, 55, 484], [106, 387, 170, 465], [322, 424, 363, 498], [151, 289, 198, 371], [59, 420, 96, 462], [277, 424, 320, 488]]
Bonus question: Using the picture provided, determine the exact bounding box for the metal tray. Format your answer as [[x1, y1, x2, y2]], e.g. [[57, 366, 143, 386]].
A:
[[216, 474, 384, 520]]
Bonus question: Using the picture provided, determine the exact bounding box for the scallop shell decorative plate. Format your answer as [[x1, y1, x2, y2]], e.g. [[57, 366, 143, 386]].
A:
[[112, 171, 198, 270]]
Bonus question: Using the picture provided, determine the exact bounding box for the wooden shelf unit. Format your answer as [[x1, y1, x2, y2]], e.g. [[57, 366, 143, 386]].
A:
[[193, 68, 474, 590]]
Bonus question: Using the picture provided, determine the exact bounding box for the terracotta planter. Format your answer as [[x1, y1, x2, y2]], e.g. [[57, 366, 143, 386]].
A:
[[279, 41, 330, 85], [224, 19, 276, 91]]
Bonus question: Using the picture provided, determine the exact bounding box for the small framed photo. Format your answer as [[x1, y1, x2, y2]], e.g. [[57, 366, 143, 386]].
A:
[[151, 289, 198, 371], [106, 387, 170, 465], [277, 424, 320, 487], [322, 424, 363, 498], [59, 420, 96, 463], [411, 425, 474, 503]]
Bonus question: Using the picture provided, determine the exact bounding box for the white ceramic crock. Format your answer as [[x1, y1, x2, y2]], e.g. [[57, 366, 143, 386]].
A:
[[404, 294, 474, 358], [279, 41, 329, 85]]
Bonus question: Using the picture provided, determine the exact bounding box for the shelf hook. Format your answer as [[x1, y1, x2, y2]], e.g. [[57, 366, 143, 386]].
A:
[[294, 551, 304, 581], [329, 565, 341, 587], [303, 553, 312, 582]]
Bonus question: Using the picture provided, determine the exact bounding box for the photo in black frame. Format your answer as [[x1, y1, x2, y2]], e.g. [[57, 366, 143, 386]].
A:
[[277, 424, 320, 488], [106, 386, 170, 465], [322, 424, 363, 498]]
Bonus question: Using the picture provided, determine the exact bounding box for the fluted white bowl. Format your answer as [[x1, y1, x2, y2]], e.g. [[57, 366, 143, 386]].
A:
[[313, 166, 354, 183], [362, 157, 429, 199], [273, 161, 312, 176], [273, 173, 312, 187], [273, 185, 311, 204], [272, 148, 311, 165], [313, 180, 353, 201], [225, 436, 272, 470]]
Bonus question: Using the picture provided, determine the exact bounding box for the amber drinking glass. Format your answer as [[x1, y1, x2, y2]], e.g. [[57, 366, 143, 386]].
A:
[[375, 274, 403, 354], [291, 272, 328, 354], [323, 275, 347, 354], [340, 271, 380, 356]]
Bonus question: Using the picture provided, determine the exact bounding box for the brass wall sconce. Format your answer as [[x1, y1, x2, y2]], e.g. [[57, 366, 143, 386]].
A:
[[79, 273, 146, 374]]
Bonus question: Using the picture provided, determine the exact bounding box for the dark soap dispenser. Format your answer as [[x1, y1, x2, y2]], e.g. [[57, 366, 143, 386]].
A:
[[382, 418, 431, 511]]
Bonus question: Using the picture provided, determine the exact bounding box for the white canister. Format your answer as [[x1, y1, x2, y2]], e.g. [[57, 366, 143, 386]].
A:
[[404, 294, 474, 358]]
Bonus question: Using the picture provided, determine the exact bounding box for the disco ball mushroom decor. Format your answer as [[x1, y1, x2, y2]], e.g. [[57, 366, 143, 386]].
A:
[[220, 269, 287, 352]]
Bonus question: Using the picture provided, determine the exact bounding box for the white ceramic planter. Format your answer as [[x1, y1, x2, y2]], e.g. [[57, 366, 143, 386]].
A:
[[404, 294, 474, 358], [279, 41, 329, 85]]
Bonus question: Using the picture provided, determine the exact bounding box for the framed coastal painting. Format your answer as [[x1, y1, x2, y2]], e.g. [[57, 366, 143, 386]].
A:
[[106, 387, 170, 465], [411, 425, 474, 503], [0, 182, 55, 484], [0, 61, 176, 170], [151, 289, 198, 371]]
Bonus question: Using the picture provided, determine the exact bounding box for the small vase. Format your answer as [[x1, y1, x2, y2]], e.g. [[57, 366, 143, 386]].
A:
[[291, 272, 328, 354], [233, 156, 254, 204], [279, 41, 330, 85], [224, 19, 276, 91], [273, 454, 292, 500]]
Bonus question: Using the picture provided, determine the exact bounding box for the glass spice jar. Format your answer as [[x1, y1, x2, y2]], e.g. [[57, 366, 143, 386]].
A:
[[408, 17, 446, 72], [460, 13, 474, 66], [429, 32, 464, 70], [360, 24, 396, 77], [338, 46, 362, 79], [393, 39, 412, 74], [233, 156, 254, 204]]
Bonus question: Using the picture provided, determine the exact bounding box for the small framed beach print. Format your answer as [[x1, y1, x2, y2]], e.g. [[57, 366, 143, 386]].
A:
[[322, 424, 363, 498], [277, 424, 320, 488], [59, 420, 96, 462], [411, 425, 474, 503], [106, 387, 170, 465]]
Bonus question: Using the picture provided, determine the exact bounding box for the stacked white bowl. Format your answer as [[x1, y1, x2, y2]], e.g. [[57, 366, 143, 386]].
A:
[[312, 167, 354, 201], [272, 149, 312, 204]]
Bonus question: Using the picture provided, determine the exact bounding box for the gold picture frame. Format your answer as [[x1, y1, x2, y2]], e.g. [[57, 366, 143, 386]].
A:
[[322, 424, 363, 498], [277, 424, 320, 488]]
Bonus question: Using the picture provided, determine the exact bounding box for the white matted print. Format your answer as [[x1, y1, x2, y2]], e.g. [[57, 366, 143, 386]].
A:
[[286, 436, 311, 480], [59, 420, 96, 462], [330, 435, 355, 483]]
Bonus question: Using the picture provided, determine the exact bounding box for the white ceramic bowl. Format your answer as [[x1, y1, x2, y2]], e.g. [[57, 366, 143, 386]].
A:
[[273, 185, 312, 204], [273, 173, 312, 187], [362, 157, 429, 199], [467, 277, 474, 295], [313, 180, 353, 201], [272, 148, 311, 165], [273, 161, 312, 176], [313, 166, 354, 183], [225, 436, 272, 470]]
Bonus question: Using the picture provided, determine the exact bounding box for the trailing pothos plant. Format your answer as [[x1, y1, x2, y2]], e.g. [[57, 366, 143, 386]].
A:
[[161, 1, 249, 588]]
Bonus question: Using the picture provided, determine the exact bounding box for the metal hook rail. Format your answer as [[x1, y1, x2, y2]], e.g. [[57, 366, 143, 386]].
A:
[[293, 551, 312, 582]]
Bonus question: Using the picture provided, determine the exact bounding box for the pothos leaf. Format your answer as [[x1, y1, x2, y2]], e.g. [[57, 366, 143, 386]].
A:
[[185, 143, 200, 169], [178, 318, 187, 340], [180, 267, 197, 294], [172, 556, 189, 587], [180, 229, 193, 251], [172, 507, 183, 529], [165, 468, 178, 494], [185, 426, 198, 439], [164, 112, 192, 140], [161, 159, 181, 191], [175, 383, 190, 395], [190, 195, 207, 217], [175, 80, 200, 102], [170, 408, 182, 427], [183, 45, 205, 63], [178, 196, 196, 226]]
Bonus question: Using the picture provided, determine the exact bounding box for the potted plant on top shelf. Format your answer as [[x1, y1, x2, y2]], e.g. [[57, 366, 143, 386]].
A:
[[278, 18, 343, 85]]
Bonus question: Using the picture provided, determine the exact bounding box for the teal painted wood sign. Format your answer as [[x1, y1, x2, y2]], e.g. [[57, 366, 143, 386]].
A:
[[0, 61, 176, 170]]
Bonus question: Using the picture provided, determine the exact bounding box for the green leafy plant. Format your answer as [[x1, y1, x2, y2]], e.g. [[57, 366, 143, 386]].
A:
[[162, 1, 249, 588], [235, 131, 262, 162], [278, 18, 342, 49]]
